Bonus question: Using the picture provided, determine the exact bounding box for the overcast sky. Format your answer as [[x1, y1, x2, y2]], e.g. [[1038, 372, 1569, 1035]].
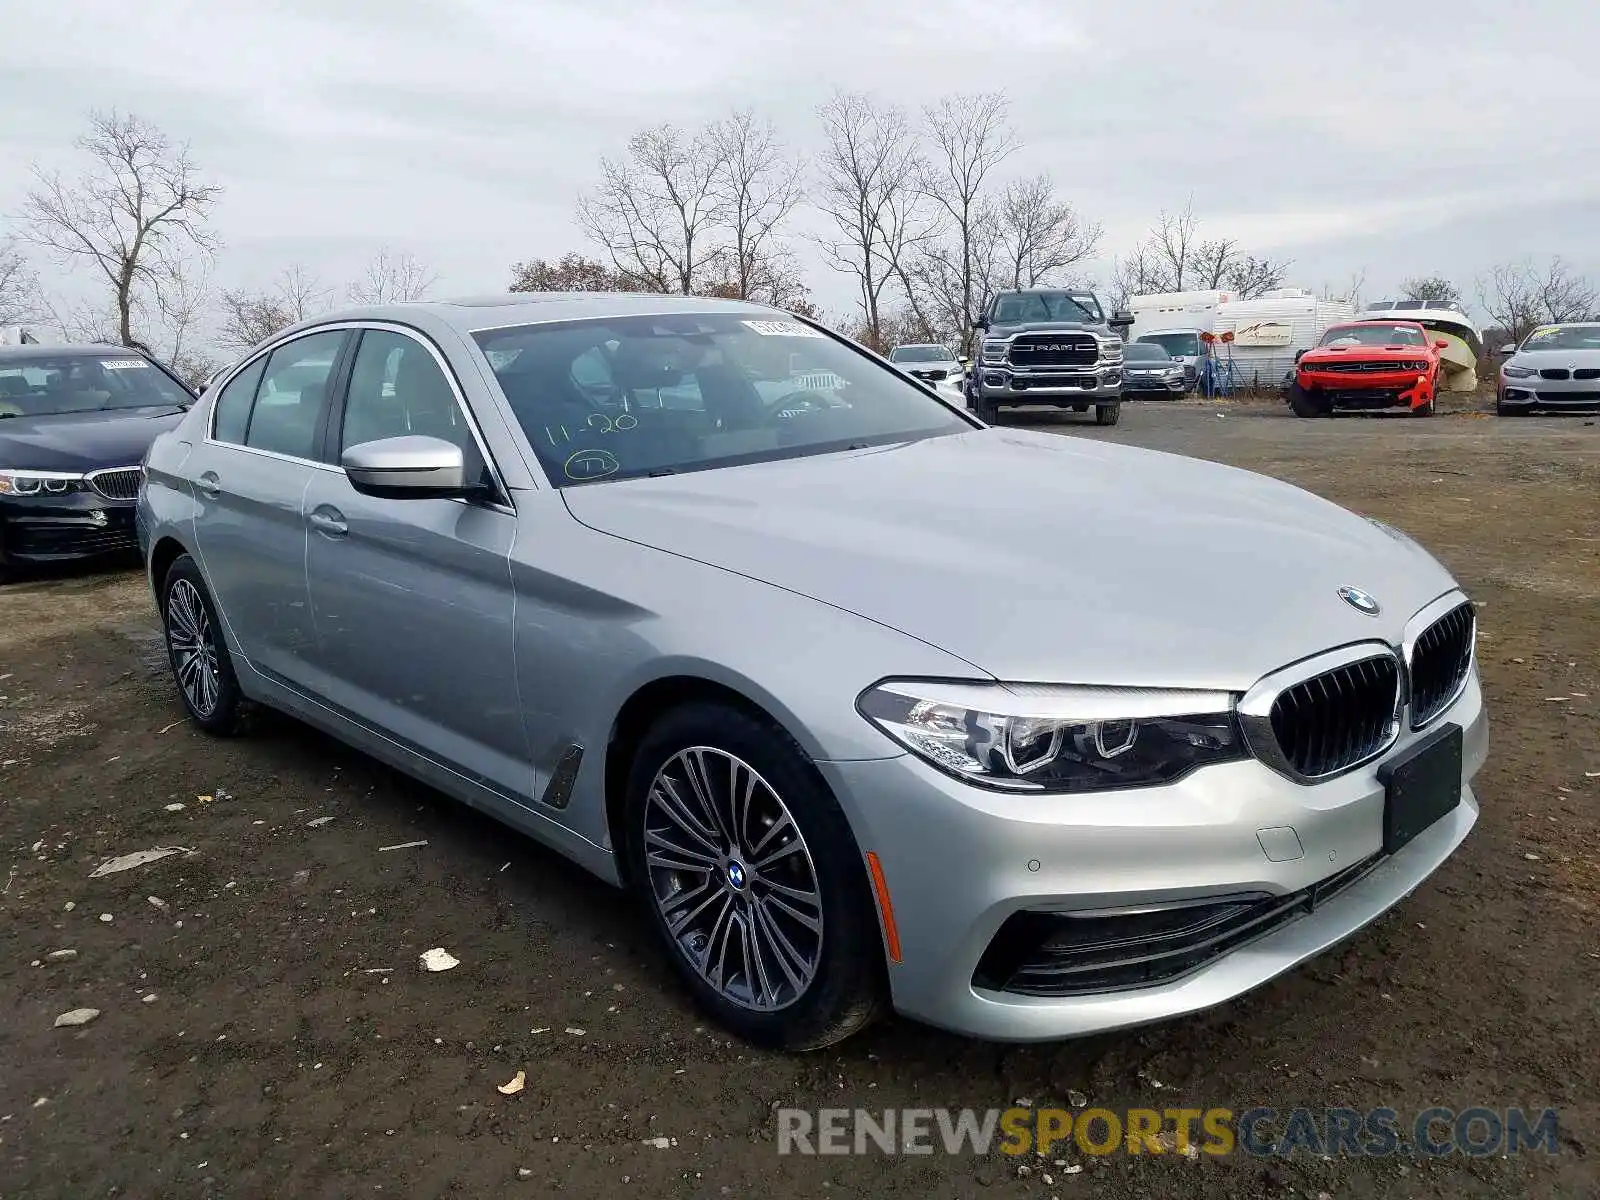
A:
[[3, 0, 1595, 328]]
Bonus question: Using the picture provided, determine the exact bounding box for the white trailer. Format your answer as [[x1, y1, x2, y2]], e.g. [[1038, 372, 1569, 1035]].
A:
[[1127, 290, 1234, 342], [1212, 289, 1355, 390]]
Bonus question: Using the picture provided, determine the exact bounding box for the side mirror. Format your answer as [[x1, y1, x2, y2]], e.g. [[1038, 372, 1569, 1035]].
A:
[[1294, 348, 1308, 363], [973, 316, 989, 331], [1498, 343, 1516, 355], [1109, 310, 1135, 329], [958, 355, 969, 365], [342, 435, 468, 499], [1434, 339, 1450, 350]]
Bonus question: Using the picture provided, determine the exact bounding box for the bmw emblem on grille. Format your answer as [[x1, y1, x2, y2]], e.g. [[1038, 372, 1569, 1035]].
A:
[[1337, 585, 1381, 616]]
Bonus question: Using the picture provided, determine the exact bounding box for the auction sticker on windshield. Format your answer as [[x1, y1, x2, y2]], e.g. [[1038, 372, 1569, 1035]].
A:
[[100, 358, 150, 369], [742, 320, 825, 338]]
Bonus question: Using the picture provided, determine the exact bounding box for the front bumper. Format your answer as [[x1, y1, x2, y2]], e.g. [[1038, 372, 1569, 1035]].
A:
[[821, 671, 1486, 1042], [976, 365, 1121, 404], [0, 493, 140, 564], [1499, 378, 1600, 410], [1298, 369, 1435, 411], [1123, 373, 1187, 397]]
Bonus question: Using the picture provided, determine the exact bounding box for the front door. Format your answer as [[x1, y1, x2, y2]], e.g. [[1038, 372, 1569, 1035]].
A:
[[187, 330, 350, 688], [301, 326, 530, 801]]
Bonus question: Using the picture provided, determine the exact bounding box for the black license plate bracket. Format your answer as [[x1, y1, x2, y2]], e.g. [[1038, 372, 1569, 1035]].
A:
[[1377, 723, 1463, 855]]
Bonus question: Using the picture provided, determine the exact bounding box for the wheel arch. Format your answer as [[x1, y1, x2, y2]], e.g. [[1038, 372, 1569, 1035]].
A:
[[603, 674, 835, 888], [148, 534, 191, 595]]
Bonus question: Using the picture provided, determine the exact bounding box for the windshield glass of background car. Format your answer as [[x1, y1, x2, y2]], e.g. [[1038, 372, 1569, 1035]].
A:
[[1123, 343, 1170, 362], [0, 353, 192, 418], [991, 292, 1101, 324], [1319, 324, 1427, 348], [889, 345, 949, 362], [472, 314, 972, 486], [1142, 332, 1200, 357], [1521, 325, 1600, 351]]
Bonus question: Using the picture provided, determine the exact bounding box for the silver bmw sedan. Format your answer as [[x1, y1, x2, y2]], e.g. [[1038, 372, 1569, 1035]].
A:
[[137, 293, 1487, 1049]]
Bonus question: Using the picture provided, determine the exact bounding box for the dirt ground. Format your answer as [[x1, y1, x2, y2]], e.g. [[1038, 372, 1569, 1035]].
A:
[[2, 402, 1597, 1199]]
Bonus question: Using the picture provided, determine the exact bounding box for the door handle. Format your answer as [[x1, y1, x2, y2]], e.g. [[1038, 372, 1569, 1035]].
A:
[[308, 508, 348, 537], [196, 471, 221, 498]]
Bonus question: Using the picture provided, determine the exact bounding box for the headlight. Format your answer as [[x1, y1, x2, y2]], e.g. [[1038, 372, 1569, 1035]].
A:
[[981, 340, 1007, 363], [1502, 362, 1536, 378], [1165, 365, 1185, 377], [858, 680, 1245, 794], [0, 470, 86, 496]]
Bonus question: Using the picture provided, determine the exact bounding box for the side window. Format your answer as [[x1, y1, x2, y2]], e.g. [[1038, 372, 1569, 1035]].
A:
[[245, 330, 346, 460], [341, 330, 477, 462], [211, 358, 266, 445]]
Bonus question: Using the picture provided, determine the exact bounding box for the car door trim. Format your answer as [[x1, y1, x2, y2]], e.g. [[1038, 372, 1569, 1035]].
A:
[[200, 320, 515, 514]]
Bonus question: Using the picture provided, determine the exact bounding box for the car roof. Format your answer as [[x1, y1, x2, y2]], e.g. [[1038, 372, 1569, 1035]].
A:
[[299, 292, 787, 336], [0, 343, 146, 362]]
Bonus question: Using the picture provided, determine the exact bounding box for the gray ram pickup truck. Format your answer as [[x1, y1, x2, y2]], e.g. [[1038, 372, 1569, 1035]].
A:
[[965, 288, 1135, 425]]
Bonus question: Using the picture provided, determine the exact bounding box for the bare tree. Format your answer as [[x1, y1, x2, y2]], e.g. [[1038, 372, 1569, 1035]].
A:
[[1320, 268, 1368, 307], [20, 110, 222, 348], [346, 249, 438, 305], [218, 265, 335, 352], [578, 124, 726, 295], [149, 255, 214, 379], [1477, 257, 1599, 343], [1401, 274, 1465, 309], [706, 109, 803, 302], [995, 173, 1102, 291], [1, 236, 43, 325], [1118, 199, 1289, 300], [812, 91, 931, 350], [916, 92, 1016, 337]]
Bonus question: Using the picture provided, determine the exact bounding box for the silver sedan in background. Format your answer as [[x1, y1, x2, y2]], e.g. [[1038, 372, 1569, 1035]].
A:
[[1497, 321, 1600, 414], [137, 294, 1487, 1049]]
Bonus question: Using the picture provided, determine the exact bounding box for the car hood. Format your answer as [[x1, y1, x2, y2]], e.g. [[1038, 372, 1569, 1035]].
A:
[[986, 320, 1105, 338], [1508, 348, 1600, 368], [561, 429, 1459, 689], [0, 406, 187, 472], [1302, 345, 1432, 362]]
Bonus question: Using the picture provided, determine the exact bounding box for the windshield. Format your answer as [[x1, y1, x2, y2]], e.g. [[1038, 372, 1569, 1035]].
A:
[[1319, 324, 1427, 348], [990, 291, 1104, 325], [1139, 332, 1201, 358], [0, 352, 192, 418], [888, 344, 952, 363], [1123, 343, 1171, 362], [472, 313, 972, 486], [1521, 324, 1600, 352]]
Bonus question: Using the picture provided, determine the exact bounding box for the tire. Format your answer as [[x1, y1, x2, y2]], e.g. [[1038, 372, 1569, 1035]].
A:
[[977, 393, 1000, 424], [1415, 397, 1435, 417], [160, 553, 245, 735], [623, 702, 887, 1051], [1095, 402, 1120, 426], [1287, 382, 1329, 418]]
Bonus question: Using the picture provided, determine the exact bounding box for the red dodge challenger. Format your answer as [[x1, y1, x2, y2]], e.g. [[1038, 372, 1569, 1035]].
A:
[[1288, 320, 1450, 417]]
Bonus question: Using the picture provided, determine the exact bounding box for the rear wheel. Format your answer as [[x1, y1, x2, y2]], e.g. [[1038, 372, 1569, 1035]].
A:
[[1287, 382, 1330, 418], [623, 702, 886, 1051], [1095, 401, 1121, 426], [161, 554, 245, 735]]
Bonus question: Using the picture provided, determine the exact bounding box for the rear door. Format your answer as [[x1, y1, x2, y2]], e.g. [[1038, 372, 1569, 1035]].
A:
[[187, 328, 352, 688], [300, 324, 530, 801]]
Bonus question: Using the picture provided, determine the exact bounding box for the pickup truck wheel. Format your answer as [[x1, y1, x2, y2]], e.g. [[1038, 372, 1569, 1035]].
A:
[[1287, 383, 1329, 418], [1095, 402, 1120, 426], [977, 395, 1000, 423]]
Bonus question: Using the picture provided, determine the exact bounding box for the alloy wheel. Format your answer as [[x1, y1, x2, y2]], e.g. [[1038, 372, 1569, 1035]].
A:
[[166, 578, 220, 718], [642, 746, 824, 1011]]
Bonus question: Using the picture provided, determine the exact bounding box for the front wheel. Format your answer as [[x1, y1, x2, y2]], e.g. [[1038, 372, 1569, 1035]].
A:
[[976, 393, 1000, 424], [161, 553, 245, 735], [1287, 382, 1329, 418], [623, 703, 886, 1051], [1095, 401, 1121, 426]]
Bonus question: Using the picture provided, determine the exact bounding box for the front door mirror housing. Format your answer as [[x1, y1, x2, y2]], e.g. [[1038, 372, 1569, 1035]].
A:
[[343, 435, 469, 499], [1109, 310, 1135, 329], [1498, 343, 1517, 355]]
